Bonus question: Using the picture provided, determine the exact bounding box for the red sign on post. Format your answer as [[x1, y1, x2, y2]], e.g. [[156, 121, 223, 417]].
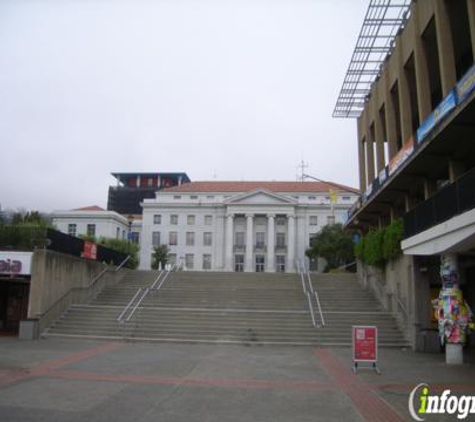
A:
[[352, 326, 380, 373], [82, 241, 97, 260]]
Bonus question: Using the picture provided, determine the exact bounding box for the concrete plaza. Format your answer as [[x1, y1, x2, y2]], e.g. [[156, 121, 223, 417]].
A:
[[1, 338, 475, 421]]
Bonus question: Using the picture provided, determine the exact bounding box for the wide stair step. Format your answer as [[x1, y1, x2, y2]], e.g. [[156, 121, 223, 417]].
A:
[[45, 270, 408, 346]]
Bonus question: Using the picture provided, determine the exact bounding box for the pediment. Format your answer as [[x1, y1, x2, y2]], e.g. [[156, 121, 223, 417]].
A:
[[225, 189, 296, 206]]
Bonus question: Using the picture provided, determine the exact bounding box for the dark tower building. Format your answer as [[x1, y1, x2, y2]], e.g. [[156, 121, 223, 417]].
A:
[[107, 172, 191, 215]]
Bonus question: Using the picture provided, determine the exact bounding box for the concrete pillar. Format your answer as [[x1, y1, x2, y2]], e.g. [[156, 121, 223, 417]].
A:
[[449, 160, 465, 183], [266, 214, 275, 272], [440, 253, 464, 364], [136, 175, 141, 188], [366, 136, 375, 185], [399, 62, 413, 143], [224, 214, 234, 271], [287, 214, 295, 272], [385, 77, 399, 160], [423, 179, 437, 200], [374, 114, 386, 172], [157, 175, 161, 187], [405, 194, 417, 212], [467, 0, 475, 61], [245, 214, 254, 272], [413, 6, 433, 123], [358, 137, 367, 191], [389, 206, 397, 223], [434, 0, 457, 97]]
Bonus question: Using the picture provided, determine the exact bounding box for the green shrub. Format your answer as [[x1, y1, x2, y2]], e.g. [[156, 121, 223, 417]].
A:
[[354, 219, 404, 267], [383, 218, 404, 261]]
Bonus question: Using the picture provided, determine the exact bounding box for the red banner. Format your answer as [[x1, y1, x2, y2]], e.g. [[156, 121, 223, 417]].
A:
[[82, 241, 97, 260], [353, 326, 378, 362]]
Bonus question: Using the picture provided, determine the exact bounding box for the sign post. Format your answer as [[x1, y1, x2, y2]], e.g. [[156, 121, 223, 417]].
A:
[[352, 325, 380, 374]]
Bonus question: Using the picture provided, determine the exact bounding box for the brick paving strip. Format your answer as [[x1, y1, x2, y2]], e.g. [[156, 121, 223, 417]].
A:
[[0, 342, 123, 388], [314, 348, 406, 422]]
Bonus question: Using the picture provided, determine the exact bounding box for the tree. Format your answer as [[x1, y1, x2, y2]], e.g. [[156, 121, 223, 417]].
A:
[[97, 237, 139, 269], [305, 223, 355, 272], [151, 245, 169, 270]]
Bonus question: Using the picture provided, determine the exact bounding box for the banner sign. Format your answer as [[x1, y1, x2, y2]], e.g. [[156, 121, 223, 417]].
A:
[[82, 241, 97, 260], [388, 137, 414, 176], [0, 252, 33, 276], [417, 89, 457, 143], [353, 325, 378, 362], [456, 64, 475, 104]]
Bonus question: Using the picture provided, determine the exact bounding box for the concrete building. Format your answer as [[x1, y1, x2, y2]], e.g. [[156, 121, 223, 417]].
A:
[[52, 206, 142, 244], [139, 181, 358, 272], [336, 0, 475, 351]]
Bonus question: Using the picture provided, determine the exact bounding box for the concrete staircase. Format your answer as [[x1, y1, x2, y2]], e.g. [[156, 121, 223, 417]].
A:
[[310, 273, 407, 346], [45, 270, 408, 346]]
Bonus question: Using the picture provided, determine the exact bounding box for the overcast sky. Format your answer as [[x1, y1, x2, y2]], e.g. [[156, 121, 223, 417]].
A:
[[0, 0, 368, 212]]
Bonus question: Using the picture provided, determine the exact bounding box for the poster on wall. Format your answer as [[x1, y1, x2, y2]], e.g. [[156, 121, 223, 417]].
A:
[[0, 252, 33, 276], [82, 241, 97, 260]]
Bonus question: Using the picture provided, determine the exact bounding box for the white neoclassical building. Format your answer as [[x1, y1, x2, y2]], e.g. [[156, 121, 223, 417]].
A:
[[139, 181, 358, 272]]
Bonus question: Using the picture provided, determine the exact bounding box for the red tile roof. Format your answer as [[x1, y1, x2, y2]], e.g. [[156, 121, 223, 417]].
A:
[[74, 205, 106, 211], [161, 181, 358, 194]]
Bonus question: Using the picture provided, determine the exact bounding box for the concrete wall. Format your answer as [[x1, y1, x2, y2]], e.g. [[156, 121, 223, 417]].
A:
[[357, 254, 435, 350], [28, 250, 125, 332]]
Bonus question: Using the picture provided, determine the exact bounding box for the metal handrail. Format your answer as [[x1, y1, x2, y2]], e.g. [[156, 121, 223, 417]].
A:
[[115, 255, 131, 272], [314, 291, 325, 327], [304, 266, 325, 327], [125, 288, 149, 322], [395, 294, 408, 316], [153, 262, 181, 291], [306, 292, 317, 327], [305, 264, 314, 294], [117, 288, 142, 323], [150, 270, 165, 290]]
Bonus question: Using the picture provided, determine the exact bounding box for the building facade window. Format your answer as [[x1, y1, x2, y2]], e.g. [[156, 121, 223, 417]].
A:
[[185, 254, 194, 269], [186, 232, 195, 246], [87, 224, 96, 237], [170, 215, 178, 225], [173, 196, 181, 200], [276, 233, 286, 248], [309, 216, 318, 226], [187, 215, 195, 225], [202, 254, 211, 270], [68, 224, 77, 237], [327, 215, 335, 225], [255, 232, 265, 248], [190, 195, 198, 200], [276, 217, 286, 226], [204, 215, 213, 225], [203, 232, 212, 246], [131, 232, 140, 244], [276, 255, 286, 272], [169, 231, 178, 245], [168, 253, 177, 265], [152, 231, 161, 246], [116, 227, 120, 239], [153, 214, 161, 224], [235, 232, 245, 247]]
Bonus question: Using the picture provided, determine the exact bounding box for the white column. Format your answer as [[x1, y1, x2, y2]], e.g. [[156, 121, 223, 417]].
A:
[[245, 214, 254, 272], [266, 214, 275, 272], [287, 214, 295, 272], [225, 214, 234, 271], [136, 175, 141, 187]]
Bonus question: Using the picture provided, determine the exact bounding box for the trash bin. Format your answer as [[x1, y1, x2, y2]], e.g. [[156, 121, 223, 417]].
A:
[[19, 318, 39, 340]]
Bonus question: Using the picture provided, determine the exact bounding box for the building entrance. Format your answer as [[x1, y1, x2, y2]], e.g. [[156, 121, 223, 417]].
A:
[[276, 255, 285, 273], [234, 255, 244, 272], [255, 255, 265, 272], [0, 280, 29, 336]]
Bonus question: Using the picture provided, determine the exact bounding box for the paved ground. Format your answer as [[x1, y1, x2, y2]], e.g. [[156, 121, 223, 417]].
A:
[[1, 338, 475, 422]]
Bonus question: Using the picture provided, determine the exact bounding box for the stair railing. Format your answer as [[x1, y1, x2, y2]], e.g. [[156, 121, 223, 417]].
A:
[[150, 269, 165, 290], [306, 292, 317, 327], [303, 263, 325, 327], [117, 288, 143, 323]]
